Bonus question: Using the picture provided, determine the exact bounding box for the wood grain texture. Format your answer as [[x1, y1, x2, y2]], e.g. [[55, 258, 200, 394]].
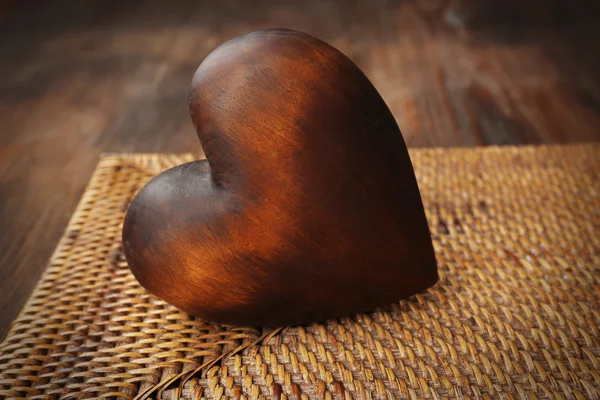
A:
[[123, 29, 438, 325], [1, 0, 599, 335]]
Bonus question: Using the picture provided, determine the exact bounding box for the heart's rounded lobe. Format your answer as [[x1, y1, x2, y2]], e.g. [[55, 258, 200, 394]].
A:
[[122, 29, 437, 326]]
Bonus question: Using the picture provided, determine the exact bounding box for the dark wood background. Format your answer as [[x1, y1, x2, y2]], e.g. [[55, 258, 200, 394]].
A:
[[1, 0, 599, 337]]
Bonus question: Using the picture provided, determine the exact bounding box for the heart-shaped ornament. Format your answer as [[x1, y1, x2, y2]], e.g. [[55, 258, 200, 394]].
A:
[[122, 29, 437, 326]]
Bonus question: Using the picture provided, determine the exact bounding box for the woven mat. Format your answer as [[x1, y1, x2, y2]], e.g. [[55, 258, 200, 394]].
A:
[[1, 145, 599, 400]]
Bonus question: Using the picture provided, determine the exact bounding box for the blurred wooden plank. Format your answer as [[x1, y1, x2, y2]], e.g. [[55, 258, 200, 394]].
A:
[[1, 0, 599, 337]]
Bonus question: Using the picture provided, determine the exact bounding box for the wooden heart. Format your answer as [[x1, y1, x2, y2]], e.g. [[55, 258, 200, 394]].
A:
[[122, 29, 437, 326]]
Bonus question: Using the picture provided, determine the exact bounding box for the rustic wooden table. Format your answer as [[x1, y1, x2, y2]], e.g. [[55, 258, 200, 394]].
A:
[[1, 0, 599, 338]]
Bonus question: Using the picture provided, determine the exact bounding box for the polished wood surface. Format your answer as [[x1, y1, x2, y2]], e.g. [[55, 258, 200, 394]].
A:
[[1, 0, 599, 335], [123, 29, 437, 325]]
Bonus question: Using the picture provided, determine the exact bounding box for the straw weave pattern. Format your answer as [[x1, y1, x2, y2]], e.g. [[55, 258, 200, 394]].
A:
[[1, 145, 599, 399]]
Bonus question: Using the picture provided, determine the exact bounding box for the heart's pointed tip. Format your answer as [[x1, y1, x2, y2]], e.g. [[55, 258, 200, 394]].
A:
[[421, 261, 440, 292]]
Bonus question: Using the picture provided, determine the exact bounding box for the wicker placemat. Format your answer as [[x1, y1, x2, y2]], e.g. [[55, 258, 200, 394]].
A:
[[1, 145, 599, 399]]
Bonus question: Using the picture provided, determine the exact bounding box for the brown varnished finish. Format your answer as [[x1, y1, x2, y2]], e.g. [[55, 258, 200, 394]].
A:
[[122, 29, 437, 326]]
